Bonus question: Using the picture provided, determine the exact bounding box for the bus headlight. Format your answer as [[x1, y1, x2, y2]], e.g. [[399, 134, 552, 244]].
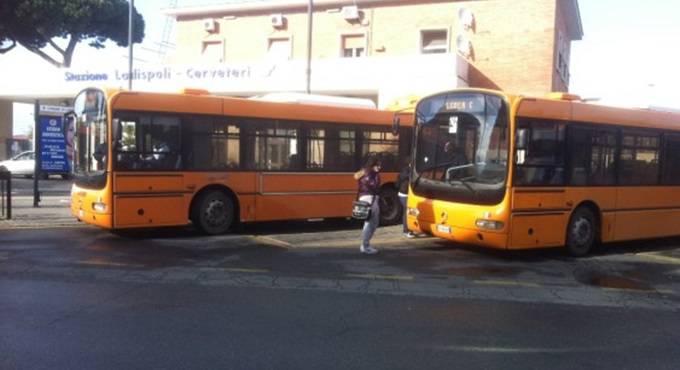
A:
[[407, 207, 420, 217], [476, 219, 504, 230], [92, 202, 107, 212]]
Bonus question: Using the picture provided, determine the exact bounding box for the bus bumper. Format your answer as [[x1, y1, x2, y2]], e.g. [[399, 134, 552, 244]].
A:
[[414, 220, 508, 249], [72, 206, 113, 229]]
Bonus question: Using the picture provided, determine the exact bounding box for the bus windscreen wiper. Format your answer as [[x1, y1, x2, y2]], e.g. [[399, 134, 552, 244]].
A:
[[450, 177, 477, 195], [413, 160, 465, 185]]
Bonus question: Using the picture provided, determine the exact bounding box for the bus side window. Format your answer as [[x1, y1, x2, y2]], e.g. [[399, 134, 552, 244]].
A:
[[114, 115, 181, 171], [116, 118, 139, 170], [514, 120, 565, 186], [662, 134, 680, 184]]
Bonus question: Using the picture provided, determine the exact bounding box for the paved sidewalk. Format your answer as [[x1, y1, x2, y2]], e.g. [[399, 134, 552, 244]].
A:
[[0, 195, 80, 229]]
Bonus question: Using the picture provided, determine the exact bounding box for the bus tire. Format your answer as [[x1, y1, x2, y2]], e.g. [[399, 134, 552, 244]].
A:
[[565, 206, 597, 256], [379, 186, 401, 225], [191, 190, 235, 235]]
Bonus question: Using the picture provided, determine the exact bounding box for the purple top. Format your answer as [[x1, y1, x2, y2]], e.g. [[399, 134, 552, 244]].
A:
[[358, 170, 381, 196]]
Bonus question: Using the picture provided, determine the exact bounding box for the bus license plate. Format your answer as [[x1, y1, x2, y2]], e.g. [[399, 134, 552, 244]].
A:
[[436, 224, 451, 234]]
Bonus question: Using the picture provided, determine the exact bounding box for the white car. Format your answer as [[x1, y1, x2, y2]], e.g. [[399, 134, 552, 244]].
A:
[[0, 151, 35, 177], [0, 151, 71, 179]]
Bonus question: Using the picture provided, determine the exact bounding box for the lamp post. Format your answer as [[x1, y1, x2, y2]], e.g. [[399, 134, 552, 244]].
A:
[[128, 0, 134, 91], [306, 0, 313, 94]]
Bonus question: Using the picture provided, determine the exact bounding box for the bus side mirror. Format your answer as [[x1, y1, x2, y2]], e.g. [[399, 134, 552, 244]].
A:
[[392, 115, 400, 136]]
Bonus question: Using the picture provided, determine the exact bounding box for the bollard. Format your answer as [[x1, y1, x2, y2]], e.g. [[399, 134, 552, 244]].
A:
[[0, 169, 10, 219]]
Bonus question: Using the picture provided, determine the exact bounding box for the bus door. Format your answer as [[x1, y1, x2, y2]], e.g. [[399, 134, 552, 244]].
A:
[[112, 115, 189, 228]]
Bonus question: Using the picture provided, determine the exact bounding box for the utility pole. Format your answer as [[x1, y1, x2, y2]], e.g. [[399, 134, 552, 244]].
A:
[[33, 100, 40, 207], [306, 0, 313, 94], [128, 0, 134, 90]]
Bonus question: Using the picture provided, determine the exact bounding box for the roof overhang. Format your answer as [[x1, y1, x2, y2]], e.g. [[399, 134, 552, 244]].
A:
[[561, 0, 584, 40], [165, 0, 425, 18]]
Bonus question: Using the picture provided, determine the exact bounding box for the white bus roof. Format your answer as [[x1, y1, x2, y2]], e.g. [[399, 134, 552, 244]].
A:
[[250, 92, 376, 109]]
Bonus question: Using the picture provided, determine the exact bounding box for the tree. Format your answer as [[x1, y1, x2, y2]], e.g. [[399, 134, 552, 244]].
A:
[[0, 0, 145, 68]]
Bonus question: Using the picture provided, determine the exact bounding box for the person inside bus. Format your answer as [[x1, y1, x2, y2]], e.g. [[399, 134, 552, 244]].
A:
[[93, 142, 107, 169], [440, 140, 468, 180], [354, 155, 382, 254]]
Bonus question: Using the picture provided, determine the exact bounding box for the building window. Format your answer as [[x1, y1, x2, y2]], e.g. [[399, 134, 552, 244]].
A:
[[267, 37, 291, 61], [341, 34, 365, 58], [420, 29, 449, 54], [202, 41, 223, 63]]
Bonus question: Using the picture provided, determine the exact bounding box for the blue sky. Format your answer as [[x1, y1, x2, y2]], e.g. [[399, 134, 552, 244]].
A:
[[7, 0, 680, 134]]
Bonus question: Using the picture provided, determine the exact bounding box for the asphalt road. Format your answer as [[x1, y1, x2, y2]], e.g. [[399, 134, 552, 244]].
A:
[[1, 225, 680, 369]]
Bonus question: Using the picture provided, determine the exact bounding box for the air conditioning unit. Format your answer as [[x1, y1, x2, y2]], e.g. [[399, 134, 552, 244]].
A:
[[341, 5, 360, 20], [270, 14, 285, 28], [203, 18, 217, 33]]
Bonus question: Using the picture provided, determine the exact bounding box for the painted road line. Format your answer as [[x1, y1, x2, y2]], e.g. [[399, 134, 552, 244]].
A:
[[346, 273, 414, 281], [636, 253, 680, 265], [298, 236, 434, 249], [221, 267, 270, 274], [601, 287, 656, 294], [77, 260, 145, 268], [474, 279, 542, 288], [0, 224, 85, 230], [249, 235, 292, 248]]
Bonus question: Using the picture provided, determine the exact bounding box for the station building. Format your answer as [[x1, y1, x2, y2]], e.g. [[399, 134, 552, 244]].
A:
[[165, 0, 582, 104], [0, 0, 582, 159]]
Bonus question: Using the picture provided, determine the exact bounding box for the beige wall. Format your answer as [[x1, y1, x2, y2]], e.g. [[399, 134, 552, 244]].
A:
[[171, 0, 579, 96], [0, 100, 12, 160]]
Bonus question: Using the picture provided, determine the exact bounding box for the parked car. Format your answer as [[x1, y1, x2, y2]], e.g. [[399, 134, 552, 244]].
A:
[[0, 151, 71, 179]]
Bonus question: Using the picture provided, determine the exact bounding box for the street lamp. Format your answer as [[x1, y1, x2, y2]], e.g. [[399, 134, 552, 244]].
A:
[[128, 0, 134, 91], [306, 0, 313, 94]]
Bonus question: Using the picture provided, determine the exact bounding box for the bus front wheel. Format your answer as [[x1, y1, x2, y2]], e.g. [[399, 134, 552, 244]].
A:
[[192, 190, 235, 235], [565, 207, 597, 256]]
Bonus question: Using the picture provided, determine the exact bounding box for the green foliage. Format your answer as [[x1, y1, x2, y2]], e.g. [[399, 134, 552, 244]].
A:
[[0, 0, 145, 67]]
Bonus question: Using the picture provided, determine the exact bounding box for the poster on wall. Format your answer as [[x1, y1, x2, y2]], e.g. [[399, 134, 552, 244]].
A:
[[38, 116, 70, 173]]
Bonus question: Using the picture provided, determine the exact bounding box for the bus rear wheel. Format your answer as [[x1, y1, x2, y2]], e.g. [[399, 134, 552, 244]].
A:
[[192, 190, 235, 235], [565, 207, 597, 256], [379, 186, 401, 225]]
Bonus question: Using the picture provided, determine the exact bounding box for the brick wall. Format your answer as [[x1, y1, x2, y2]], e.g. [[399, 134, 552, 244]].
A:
[[172, 0, 576, 96]]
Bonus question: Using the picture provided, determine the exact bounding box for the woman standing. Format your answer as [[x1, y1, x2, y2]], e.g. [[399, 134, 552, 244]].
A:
[[354, 155, 382, 254], [397, 161, 415, 238]]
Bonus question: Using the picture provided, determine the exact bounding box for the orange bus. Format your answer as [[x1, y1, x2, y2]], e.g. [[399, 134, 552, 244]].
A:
[[406, 88, 680, 255], [69, 88, 412, 234]]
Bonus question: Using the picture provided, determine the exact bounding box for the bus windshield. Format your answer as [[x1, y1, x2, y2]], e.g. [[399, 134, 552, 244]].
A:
[[72, 88, 108, 188], [412, 92, 509, 205]]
